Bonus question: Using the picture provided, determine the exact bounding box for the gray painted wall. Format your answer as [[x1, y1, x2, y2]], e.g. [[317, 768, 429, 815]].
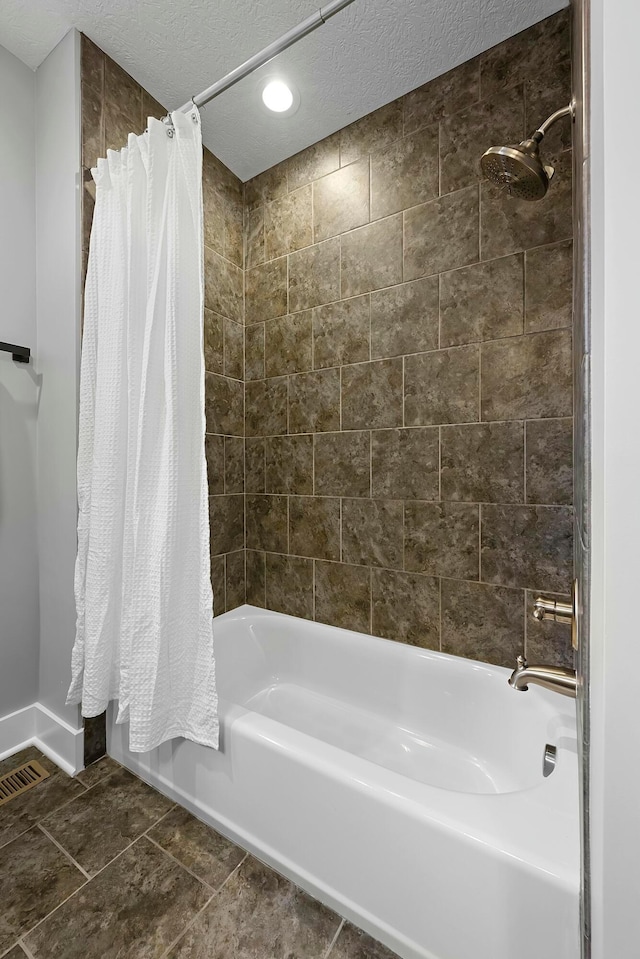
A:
[[35, 29, 83, 727], [0, 45, 40, 717]]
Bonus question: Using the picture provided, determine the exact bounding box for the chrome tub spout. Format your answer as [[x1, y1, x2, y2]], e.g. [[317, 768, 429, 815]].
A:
[[508, 655, 577, 698]]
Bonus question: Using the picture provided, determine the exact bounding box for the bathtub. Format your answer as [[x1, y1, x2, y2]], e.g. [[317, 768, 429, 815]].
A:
[[108, 605, 580, 959]]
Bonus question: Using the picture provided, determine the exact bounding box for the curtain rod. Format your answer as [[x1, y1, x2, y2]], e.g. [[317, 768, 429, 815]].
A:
[[176, 0, 357, 114]]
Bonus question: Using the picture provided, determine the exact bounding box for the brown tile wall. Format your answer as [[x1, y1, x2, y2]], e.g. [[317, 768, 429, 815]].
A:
[[242, 10, 574, 668], [80, 35, 246, 617]]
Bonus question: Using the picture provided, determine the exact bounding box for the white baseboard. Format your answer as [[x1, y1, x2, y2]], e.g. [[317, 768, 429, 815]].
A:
[[0, 703, 83, 776]]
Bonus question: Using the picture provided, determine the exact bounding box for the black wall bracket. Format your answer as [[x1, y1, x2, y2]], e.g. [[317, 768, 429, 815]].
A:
[[0, 342, 30, 363]]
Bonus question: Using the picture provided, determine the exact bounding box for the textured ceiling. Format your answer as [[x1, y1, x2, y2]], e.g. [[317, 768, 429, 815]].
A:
[[1, 0, 567, 181]]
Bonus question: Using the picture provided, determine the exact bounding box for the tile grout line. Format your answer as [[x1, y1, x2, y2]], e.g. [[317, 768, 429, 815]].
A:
[[37, 823, 92, 881], [18, 803, 181, 946], [324, 918, 346, 959], [144, 834, 217, 893], [158, 853, 249, 959], [17, 940, 36, 959]]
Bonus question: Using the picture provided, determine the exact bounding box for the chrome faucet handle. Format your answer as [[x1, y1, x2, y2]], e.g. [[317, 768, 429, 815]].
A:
[[532, 596, 573, 623], [532, 580, 579, 651]]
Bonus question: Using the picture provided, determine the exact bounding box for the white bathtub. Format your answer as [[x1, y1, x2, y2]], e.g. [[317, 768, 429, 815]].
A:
[[108, 605, 579, 959]]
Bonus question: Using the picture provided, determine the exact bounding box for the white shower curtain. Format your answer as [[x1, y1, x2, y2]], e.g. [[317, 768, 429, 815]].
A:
[[67, 108, 219, 753]]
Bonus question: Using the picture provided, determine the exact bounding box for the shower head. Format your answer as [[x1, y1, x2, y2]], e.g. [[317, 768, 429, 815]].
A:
[[480, 102, 573, 202], [480, 134, 554, 201]]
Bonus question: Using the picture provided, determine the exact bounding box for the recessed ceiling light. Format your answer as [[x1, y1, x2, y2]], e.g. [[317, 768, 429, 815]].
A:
[[262, 80, 294, 113]]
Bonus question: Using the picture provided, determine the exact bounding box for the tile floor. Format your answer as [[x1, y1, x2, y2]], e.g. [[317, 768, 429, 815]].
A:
[[0, 747, 397, 959]]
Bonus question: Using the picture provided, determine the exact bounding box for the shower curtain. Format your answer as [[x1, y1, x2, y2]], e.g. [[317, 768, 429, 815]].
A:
[[67, 108, 219, 752]]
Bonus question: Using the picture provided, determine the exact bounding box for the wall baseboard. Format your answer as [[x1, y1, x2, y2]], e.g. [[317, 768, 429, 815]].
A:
[[0, 703, 83, 776]]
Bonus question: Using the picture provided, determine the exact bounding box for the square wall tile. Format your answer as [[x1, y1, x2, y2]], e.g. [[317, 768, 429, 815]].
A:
[[205, 373, 243, 436], [244, 165, 287, 210], [246, 550, 266, 607], [403, 58, 481, 134], [265, 434, 313, 495], [314, 431, 371, 497], [288, 134, 340, 191], [441, 580, 524, 666], [370, 276, 438, 359], [245, 324, 265, 381], [371, 428, 439, 500], [342, 359, 403, 430], [315, 561, 371, 633], [439, 254, 524, 347], [245, 437, 266, 493], [371, 569, 440, 647], [525, 240, 573, 332], [313, 158, 370, 242], [441, 422, 524, 503], [479, 9, 570, 98], [204, 309, 224, 375], [246, 495, 288, 553], [405, 502, 480, 579], [404, 346, 479, 426], [265, 312, 313, 377], [245, 258, 288, 324], [340, 215, 403, 298], [313, 296, 370, 369], [245, 377, 288, 437], [224, 436, 244, 493], [289, 368, 341, 433], [204, 247, 243, 322], [481, 503, 573, 592], [223, 318, 244, 380], [264, 185, 313, 260], [289, 238, 341, 312], [265, 553, 314, 619], [371, 127, 438, 220], [340, 100, 403, 165], [289, 496, 341, 561], [342, 499, 403, 569], [404, 185, 479, 280], [481, 330, 572, 421], [226, 550, 246, 610], [205, 434, 224, 496], [244, 205, 265, 269], [525, 418, 573, 505], [209, 495, 244, 554]]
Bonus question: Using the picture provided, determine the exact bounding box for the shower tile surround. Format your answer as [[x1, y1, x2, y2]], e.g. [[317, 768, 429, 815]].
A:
[[81, 7, 573, 735], [243, 8, 574, 669]]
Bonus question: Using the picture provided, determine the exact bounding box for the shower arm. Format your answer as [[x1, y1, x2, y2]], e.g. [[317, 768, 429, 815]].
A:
[[532, 101, 575, 142]]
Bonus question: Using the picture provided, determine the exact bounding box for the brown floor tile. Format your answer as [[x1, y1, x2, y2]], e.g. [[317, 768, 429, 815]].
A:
[[0, 827, 85, 953], [0, 749, 87, 849], [148, 806, 245, 889], [167, 855, 340, 959], [75, 755, 121, 789], [330, 923, 400, 959], [41, 767, 173, 876], [23, 837, 209, 959]]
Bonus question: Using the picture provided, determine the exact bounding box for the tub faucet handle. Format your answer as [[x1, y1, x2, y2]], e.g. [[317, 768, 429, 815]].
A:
[[532, 580, 579, 650]]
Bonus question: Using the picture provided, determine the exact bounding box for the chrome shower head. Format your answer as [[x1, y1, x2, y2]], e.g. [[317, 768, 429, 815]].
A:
[[480, 102, 573, 202], [480, 135, 554, 201]]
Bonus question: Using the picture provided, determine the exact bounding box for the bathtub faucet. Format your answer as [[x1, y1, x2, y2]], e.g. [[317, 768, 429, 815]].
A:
[[508, 655, 577, 698]]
